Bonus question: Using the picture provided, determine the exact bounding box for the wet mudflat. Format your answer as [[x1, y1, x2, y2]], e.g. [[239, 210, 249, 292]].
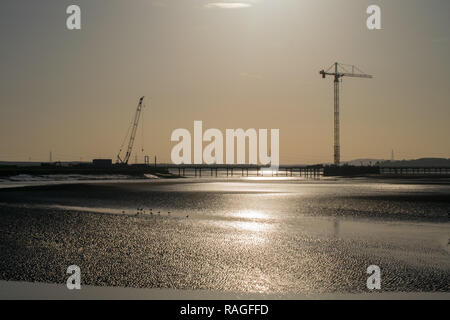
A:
[[0, 178, 448, 293]]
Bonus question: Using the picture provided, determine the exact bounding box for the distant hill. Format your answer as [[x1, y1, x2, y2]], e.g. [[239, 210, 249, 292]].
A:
[[343, 159, 385, 166], [379, 158, 450, 167], [339, 157, 450, 167]]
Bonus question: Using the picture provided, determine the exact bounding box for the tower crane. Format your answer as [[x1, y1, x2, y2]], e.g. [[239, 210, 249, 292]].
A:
[[319, 62, 373, 165], [116, 96, 145, 165]]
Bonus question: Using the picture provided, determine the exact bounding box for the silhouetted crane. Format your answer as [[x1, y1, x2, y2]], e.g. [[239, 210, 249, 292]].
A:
[[116, 96, 145, 164], [320, 63, 373, 165]]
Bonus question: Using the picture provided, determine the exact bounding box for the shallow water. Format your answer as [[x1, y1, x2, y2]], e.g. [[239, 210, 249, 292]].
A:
[[0, 177, 449, 293]]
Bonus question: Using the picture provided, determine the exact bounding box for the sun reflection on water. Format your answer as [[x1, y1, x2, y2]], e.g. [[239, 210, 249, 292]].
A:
[[232, 209, 268, 220], [224, 210, 273, 234]]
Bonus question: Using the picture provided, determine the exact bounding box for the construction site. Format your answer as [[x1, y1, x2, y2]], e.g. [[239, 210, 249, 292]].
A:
[[1, 63, 449, 178]]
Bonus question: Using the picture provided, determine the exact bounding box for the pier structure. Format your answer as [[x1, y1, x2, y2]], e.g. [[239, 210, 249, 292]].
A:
[[162, 165, 324, 178], [380, 167, 450, 176]]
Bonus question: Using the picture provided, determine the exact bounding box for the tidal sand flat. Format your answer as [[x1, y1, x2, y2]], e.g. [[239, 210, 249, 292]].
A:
[[0, 178, 449, 293]]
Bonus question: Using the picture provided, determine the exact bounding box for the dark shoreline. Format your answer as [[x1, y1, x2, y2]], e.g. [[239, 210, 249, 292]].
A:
[[0, 166, 172, 178]]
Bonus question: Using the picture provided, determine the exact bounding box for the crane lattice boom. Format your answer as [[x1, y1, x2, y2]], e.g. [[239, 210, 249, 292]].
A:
[[116, 96, 145, 165]]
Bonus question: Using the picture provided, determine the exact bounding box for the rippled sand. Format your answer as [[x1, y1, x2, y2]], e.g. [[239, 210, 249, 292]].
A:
[[0, 178, 449, 293]]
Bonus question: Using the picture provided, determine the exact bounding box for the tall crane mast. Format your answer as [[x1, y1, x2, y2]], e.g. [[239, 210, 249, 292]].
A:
[[116, 96, 145, 165], [319, 62, 373, 165]]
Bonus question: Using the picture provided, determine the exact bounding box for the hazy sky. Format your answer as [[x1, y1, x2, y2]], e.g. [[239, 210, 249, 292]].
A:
[[1, 0, 449, 164]]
